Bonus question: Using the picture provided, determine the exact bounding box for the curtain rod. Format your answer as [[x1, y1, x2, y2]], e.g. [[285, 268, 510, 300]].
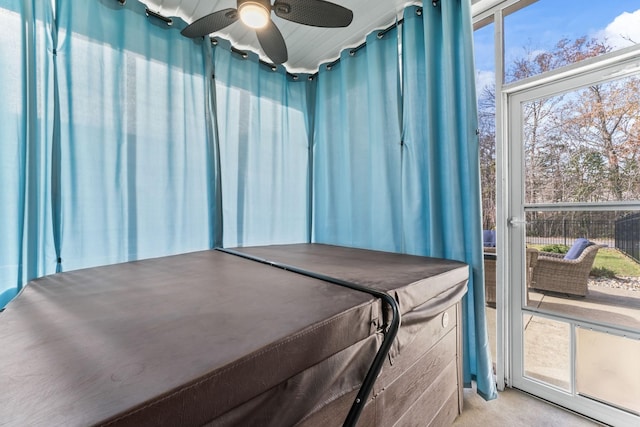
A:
[[211, 38, 313, 81], [323, 5, 428, 72], [212, 4, 433, 77], [117, 0, 435, 79], [145, 8, 173, 26], [113, 1, 173, 27]]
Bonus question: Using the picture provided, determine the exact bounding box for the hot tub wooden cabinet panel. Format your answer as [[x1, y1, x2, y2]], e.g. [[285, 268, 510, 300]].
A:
[[298, 303, 464, 427], [0, 244, 468, 427]]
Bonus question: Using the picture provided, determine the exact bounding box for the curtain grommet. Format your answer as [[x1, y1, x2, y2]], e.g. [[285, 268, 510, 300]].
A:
[[117, 0, 126, 5], [210, 38, 218, 46], [416, 8, 423, 16], [349, 49, 356, 56], [376, 32, 384, 40], [231, 47, 249, 59]]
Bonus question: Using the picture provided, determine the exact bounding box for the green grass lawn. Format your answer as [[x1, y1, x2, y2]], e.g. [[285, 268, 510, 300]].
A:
[[592, 248, 640, 277], [529, 245, 640, 278]]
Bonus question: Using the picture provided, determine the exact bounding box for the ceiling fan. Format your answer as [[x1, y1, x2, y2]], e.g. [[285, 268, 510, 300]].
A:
[[181, 0, 353, 65]]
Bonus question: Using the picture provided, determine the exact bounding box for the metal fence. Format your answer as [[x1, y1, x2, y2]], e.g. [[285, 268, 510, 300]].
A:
[[525, 219, 615, 248], [524, 216, 640, 261], [615, 213, 640, 262]]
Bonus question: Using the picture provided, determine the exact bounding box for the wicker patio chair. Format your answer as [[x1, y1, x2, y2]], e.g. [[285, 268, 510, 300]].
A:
[[484, 248, 497, 306], [525, 248, 539, 306], [484, 247, 539, 307], [530, 244, 604, 296]]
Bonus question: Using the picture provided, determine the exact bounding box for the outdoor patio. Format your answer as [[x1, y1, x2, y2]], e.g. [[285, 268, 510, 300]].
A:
[[528, 277, 640, 329]]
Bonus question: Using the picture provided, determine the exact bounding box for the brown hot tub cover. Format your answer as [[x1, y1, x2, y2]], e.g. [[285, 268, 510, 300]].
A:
[[0, 244, 468, 426]]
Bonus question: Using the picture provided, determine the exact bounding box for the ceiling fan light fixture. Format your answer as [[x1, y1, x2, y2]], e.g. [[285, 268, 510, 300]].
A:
[[182, 0, 353, 65], [238, 1, 270, 29]]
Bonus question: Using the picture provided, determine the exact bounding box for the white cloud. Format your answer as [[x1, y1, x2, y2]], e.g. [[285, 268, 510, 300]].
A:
[[475, 69, 495, 98], [595, 9, 640, 48]]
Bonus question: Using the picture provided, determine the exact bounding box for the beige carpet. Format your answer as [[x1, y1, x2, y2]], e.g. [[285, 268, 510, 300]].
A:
[[453, 387, 602, 427]]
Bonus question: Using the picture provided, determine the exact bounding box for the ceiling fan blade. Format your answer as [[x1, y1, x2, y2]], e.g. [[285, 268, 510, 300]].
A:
[[255, 20, 288, 64], [273, 0, 353, 28], [181, 8, 238, 38]]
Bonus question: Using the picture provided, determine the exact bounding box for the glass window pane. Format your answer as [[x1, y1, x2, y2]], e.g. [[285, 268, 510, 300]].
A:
[[475, 21, 498, 369], [475, 22, 497, 230], [504, 0, 640, 83], [577, 328, 640, 415], [522, 74, 640, 204], [523, 314, 571, 391], [526, 210, 640, 331]]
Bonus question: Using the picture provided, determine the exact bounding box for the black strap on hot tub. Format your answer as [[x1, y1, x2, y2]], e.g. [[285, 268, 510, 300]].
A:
[[216, 247, 401, 427]]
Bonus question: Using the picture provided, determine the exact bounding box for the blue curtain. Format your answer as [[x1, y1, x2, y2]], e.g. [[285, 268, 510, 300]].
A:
[[313, 28, 403, 251], [402, 3, 496, 399], [0, 0, 56, 307], [1, 0, 217, 307], [54, 1, 214, 271], [213, 41, 313, 248]]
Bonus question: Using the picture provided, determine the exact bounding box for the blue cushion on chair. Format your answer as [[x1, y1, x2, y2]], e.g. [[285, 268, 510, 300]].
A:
[[564, 238, 592, 260], [483, 230, 496, 247]]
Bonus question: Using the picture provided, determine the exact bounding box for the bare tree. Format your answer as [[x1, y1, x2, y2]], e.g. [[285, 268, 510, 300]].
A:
[[562, 72, 640, 201], [478, 85, 497, 229], [508, 37, 640, 204], [479, 35, 640, 233]]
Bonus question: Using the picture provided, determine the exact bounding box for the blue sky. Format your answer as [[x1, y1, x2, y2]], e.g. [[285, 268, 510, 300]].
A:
[[474, 0, 640, 90]]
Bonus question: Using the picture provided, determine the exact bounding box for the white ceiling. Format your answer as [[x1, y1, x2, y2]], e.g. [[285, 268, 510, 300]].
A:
[[139, 0, 422, 73]]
